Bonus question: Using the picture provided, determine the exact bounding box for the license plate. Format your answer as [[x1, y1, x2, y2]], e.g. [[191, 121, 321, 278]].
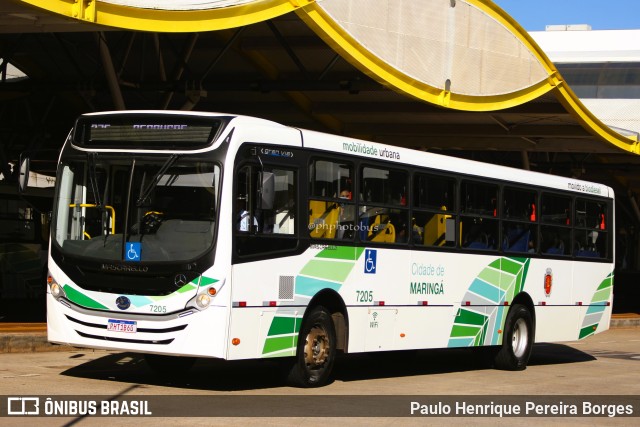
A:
[[107, 319, 137, 333]]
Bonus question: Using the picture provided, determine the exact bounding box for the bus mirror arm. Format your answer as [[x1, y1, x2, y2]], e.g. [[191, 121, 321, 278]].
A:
[[255, 155, 275, 210], [17, 154, 46, 216], [259, 171, 275, 210], [18, 154, 30, 194]]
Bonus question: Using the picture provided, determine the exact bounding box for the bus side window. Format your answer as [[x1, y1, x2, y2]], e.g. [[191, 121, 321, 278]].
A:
[[234, 162, 298, 257], [412, 173, 456, 248], [308, 158, 354, 240], [360, 166, 409, 244], [309, 200, 340, 238], [574, 199, 608, 258], [369, 213, 395, 242], [502, 187, 537, 253], [540, 193, 572, 256], [460, 180, 498, 250], [541, 227, 569, 255]]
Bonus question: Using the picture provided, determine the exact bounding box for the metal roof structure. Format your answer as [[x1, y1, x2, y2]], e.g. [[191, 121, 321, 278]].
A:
[[2, 0, 640, 225]]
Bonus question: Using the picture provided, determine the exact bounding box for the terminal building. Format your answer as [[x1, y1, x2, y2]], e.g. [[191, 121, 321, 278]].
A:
[[533, 26, 640, 140], [531, 26, 640, 273], [0, 0, 639, 318]]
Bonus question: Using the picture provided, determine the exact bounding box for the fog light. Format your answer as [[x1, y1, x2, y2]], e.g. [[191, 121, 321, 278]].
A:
[[196, 293, 211, 308]]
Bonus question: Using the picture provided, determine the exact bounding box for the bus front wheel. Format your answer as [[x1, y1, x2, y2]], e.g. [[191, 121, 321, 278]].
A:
[[286, 305, 336, 387], [494, 304, 534, 371]]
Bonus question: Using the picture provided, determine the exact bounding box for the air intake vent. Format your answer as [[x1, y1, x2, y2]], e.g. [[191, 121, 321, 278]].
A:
[[279, 276, 294, 300]]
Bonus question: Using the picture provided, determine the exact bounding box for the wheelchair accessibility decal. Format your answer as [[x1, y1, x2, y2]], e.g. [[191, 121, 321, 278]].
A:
[[364, 249, 377, 274], [125, 242, 141, 262]]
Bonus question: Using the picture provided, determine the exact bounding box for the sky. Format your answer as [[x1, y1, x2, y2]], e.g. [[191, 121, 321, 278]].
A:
[[492, 0, 640, 31]]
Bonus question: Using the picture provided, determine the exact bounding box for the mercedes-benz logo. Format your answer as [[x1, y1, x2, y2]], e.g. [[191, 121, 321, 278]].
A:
[[115, 296, 130, 310], [174, 274, 188, 287]]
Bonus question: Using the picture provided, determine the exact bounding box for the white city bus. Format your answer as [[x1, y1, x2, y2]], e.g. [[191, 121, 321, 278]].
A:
[[38, 111, 614, 387]]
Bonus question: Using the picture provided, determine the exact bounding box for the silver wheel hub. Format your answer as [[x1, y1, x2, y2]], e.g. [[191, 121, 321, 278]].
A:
[[511, 318, 528, 358]]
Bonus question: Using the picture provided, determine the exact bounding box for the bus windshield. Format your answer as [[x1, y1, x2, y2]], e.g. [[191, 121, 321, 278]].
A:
[[53, 154, 220, 263]]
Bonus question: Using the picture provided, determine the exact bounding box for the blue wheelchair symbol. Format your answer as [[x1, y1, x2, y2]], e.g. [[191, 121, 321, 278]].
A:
[[125, 242, 141, 262], [364, 249, 377, 274]]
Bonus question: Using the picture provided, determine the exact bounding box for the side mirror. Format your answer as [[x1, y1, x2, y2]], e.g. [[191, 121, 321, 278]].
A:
[[18, 156, 30, 194]]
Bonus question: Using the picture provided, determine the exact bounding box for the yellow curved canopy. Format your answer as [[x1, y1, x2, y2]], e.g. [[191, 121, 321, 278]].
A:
[[18, 0, 640, 154]]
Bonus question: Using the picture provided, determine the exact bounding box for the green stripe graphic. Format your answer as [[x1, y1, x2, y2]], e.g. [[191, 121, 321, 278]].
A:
[[448, 257, 529, 348], [578, 272, 613, 339], [63, 285, 108, 310]]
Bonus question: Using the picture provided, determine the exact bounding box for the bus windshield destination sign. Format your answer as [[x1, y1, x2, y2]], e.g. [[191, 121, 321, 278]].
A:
[[73, 114, 224, 148]]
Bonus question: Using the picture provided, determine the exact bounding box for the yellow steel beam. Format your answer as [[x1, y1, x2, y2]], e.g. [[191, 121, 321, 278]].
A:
[[470, 0, 640, 154], [295, 0, 639, 154], [294, 1, 555, 112], [18, 0, 315, 32], [18, 0, 640, 154]]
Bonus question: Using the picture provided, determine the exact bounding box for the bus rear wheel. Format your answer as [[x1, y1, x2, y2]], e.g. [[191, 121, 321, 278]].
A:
[[494, 304, 534, 371], [286, 306, 336, 387]]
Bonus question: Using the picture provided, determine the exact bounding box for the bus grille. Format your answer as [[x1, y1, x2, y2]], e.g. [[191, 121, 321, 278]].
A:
[[65, 315, 188, 333], [75, 330, 174, 345]]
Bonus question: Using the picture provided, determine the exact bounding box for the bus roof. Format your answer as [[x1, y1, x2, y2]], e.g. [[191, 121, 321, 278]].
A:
[[77, 111, 614, 199]]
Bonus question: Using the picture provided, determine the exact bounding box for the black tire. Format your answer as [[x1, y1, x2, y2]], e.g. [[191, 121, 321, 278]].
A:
[[144, 354, 196, 377], [286, 306, 337, 387], [494, 304, 534, 371]]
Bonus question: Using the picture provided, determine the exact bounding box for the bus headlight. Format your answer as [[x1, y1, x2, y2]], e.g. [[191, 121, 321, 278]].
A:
[[51, 282, 62, 297], [196, 293, 211, 308], [48, 275, 65, 299], [186, 279, 223, 311]]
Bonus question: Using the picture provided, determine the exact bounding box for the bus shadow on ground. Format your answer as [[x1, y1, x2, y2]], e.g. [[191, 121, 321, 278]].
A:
[[527, 342, 596, 366], [334, 343, 595, 383], [61, 343, 595, 391]]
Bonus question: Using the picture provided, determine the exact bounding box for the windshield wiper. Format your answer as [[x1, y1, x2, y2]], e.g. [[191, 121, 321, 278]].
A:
[[88, 152, 103, 208], [136, 154, 180, 207], [87, 153, 111, 243]]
